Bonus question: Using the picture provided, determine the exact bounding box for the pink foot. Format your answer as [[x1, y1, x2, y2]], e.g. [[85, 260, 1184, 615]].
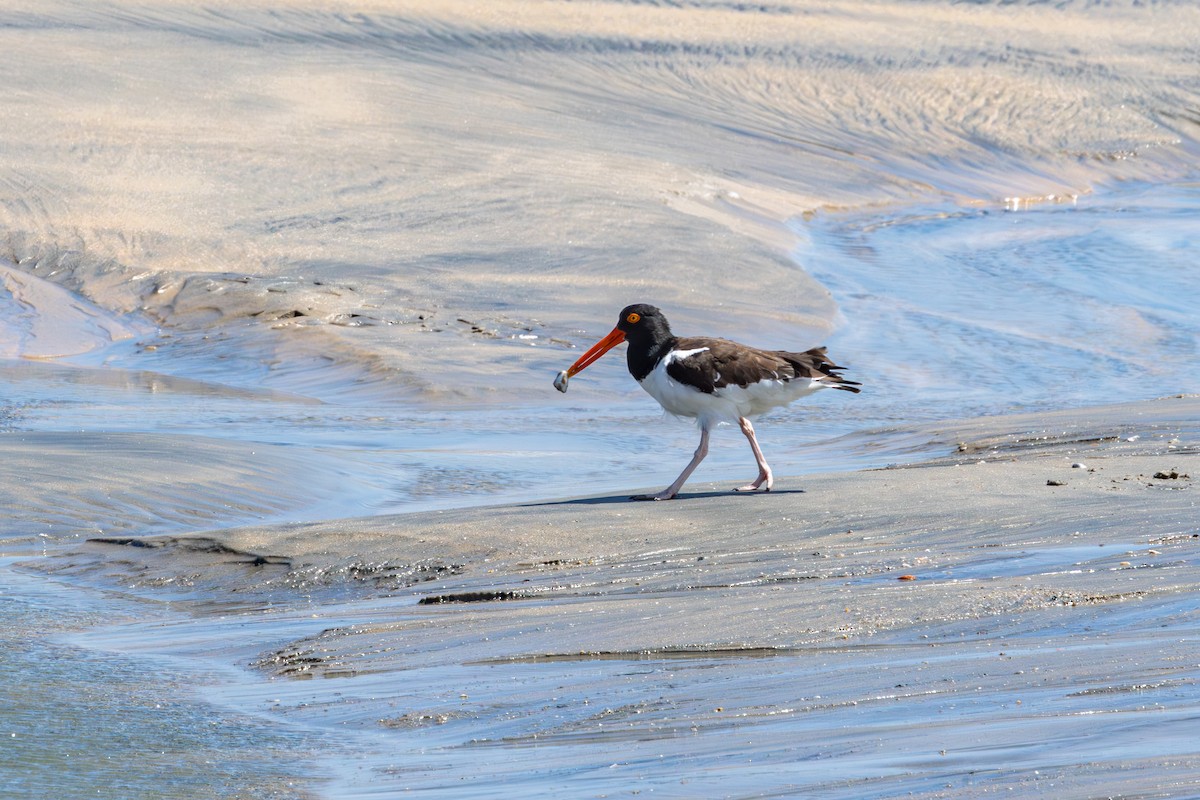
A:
[[734, 472, 773, 492]]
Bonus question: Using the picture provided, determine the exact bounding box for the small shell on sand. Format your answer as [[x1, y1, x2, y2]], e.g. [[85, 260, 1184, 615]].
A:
[[553, 370, 570, 393]]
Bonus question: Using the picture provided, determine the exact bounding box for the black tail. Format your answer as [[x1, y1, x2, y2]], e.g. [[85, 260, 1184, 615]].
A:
[[790, 346, 861, 393]]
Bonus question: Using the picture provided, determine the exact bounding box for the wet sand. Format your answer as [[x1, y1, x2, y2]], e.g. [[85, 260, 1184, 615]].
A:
[[34, 394, 1200, 797]]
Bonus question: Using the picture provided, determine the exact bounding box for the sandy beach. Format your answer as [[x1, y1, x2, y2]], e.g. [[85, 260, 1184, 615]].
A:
[[27, 394, 1199, 797], [2, 1, 1199, 797]]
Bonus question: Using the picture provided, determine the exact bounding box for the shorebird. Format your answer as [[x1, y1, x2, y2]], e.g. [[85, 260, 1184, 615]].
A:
[[554, 304, 860, 501]]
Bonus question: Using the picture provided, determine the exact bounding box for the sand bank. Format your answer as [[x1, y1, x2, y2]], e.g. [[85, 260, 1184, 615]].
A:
[[0, 259, 144, 359], [4, 1, 1198, 402], [33, 394, 1199, 796]]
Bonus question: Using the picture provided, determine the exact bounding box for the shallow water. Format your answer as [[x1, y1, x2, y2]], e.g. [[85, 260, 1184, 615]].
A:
[[0, 563, 323, 800], [797, 182, 1200, 426], [2, 1, 1199, 797]]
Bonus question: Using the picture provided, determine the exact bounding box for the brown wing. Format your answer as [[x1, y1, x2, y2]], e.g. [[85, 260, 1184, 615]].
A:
[[666, 337, 860, 394]]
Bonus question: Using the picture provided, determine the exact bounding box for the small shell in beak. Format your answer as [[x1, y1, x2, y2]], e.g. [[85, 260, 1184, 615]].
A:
[[553, 370, 570, 393]]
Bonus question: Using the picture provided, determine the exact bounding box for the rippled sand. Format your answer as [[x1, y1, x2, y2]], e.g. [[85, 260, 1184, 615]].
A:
[[3, 0, 1198, 400]]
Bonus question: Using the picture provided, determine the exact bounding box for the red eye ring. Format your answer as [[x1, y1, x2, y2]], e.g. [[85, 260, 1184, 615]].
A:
[[626, 312, 641, 324]]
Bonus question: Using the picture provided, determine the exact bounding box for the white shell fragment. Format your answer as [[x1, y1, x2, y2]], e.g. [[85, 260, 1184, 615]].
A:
[[553, 370, 570, 393]]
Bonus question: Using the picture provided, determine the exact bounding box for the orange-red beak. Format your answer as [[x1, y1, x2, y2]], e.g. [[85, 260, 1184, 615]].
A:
[[565, 326, 626, 378]]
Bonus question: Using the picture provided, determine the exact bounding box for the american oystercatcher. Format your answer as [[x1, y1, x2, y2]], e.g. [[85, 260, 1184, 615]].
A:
[[554, 304, 860, 501]]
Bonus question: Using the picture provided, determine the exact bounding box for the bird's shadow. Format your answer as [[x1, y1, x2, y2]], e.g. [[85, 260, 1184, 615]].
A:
[[525, 488, 807, 508]]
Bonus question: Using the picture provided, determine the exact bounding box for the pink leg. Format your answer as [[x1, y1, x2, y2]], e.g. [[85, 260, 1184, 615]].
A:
[[734, 417, 773, 492], [631, 427, 710, 501]]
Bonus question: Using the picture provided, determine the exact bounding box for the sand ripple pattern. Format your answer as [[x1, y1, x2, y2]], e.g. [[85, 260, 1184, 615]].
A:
[[0, 432, 344, 550], [1, 1, 1197, 400]]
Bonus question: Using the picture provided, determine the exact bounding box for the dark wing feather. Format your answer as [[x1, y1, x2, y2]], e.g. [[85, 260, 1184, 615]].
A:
[[663, 340, 723, 393], [667, 337, 861, 394], [666, 337, 792, 391]]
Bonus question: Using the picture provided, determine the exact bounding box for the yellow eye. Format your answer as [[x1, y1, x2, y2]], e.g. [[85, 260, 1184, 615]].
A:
[[626, 312, 641, 324]]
